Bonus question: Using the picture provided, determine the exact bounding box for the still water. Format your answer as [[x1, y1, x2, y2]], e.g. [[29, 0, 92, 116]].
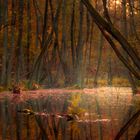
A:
[[0, 87, 139, 140]]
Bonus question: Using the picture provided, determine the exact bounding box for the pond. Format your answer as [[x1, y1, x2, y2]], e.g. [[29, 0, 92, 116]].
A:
[[0, 87, 140, 140]]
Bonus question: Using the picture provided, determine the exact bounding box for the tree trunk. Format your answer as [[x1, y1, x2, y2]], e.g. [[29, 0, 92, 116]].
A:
[[42, 0, 48, 48], [81, 0, 140, 71], [121, 0, 137, 94], [1, 0, 8, 86], [29, 0, 62, 85], [86, 20, 94, 85], [70, 0, 76, 69], [93, 32, 103, 87], [81, 0, 140, 80], [0, 0, 2, 26], [6, 0, 16, 86], [33, 0, 42, 48], [26, 0, 31, 78], [99, 26, 140, 79], [102, 0, 113, 86], [16, 0, 24, 82], [61, 0, 69, 86], [107, 47, 112, 86], [76, 2, 84, 87], [128, 0, 140, 41]]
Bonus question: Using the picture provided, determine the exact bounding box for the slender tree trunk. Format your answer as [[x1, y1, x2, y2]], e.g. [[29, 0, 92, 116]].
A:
[[86, 20, 94, 85], [93, 32, 103, 87], [102, 0, 113, 85], [26, 0, 31, 78], [59, 0, 72, 86], [76, 2, 84, 87], [0, 0, 2, 27], [84, 11, 90, 86], [128, 0, 140, 41], [121, 0, 137, 94], [16, 0, 24, 82], [29, 0, 61, 85], [35, 0, 49, 83], [107, 47, 112, 86], [35, 15, 40, 48], [42, 0, 48, 48], [81, 0, 140, 80], [0, 0, 2, 83], [1, 0, 8, 86], [86, 11, 90, 42], [81, 0, 140, 71], [70, 0, 76, 69], [33, 0, 42, 48], [51, 0, 65, 86], [6, 0, 16, 86], [99, 26, 140, 80]]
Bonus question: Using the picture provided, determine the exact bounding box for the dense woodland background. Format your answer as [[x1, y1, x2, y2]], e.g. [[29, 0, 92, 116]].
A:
[[0, 0, 140, 89]]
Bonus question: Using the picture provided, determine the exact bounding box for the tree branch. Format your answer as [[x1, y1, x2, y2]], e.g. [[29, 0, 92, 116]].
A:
[[81, 0, 140, 71]]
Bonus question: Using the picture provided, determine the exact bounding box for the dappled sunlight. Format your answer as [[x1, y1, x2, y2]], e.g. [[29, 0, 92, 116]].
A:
[[109, 0, 121, 9]]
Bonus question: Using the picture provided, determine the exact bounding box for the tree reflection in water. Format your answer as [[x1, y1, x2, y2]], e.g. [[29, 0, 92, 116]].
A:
[[0, 87, 139, 140]]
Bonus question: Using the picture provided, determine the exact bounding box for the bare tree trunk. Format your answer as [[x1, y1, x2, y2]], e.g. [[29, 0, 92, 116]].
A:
[[98, 25, 140, 80], [29, 0, 62, 85], [41, 0, 48, 48], [1, 0, 8, 86], [0, 0, 2, 27], [107, 47, 112, 86], [93, 32, 103, 87], [6, 0, 16, 86], [26, 0, 32, 78], [76, 2, 84, 87], [70, 0, 76, 69], [61, 0, 69, 86], [84, 11, 92, 86], [102, 0, 113, 86], [128, 0, 140, 41], [50, 0, 63, 86], [33, 0, 42, 48], [16, 0, 24, 82], [121, 0, 137, 94], [35, 14, 40, 48], [81, 0, 140, 79], [34, 0, 49, 83], [36, 0, 49, 83], [86, 20, 94, 85]]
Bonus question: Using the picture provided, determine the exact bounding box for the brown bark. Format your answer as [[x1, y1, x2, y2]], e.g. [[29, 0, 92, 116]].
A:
[[81, 0, 140, 71], [99, 26, 140, 79]]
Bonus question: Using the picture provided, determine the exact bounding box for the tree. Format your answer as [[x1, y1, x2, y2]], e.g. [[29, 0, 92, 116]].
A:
[[93, 32, 104, 87], [81, 0, 140, 80], [26, 0, 32, 78], [6, 0, 16, 86], [16, 0, 24, 82], [75, 2, 84, 87], [1, 0, 8, 85], [121, 0, 137, 93]]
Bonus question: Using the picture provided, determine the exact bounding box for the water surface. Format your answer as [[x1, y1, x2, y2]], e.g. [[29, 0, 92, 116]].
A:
[[0, 87, 139, 140]]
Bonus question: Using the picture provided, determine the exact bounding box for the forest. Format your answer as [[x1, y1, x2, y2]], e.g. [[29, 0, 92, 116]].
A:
[[0, 0, 140, 140], [0, 0, 139, 90]]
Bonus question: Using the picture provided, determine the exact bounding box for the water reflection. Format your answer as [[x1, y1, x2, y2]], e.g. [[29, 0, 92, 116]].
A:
[[0, 87, 139, 140]]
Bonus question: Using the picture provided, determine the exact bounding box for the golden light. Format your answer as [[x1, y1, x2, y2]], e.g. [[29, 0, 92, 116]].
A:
[[109, 0, 122, 9], [107, 0, 137, 17], [115, 0, 121, 5]]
